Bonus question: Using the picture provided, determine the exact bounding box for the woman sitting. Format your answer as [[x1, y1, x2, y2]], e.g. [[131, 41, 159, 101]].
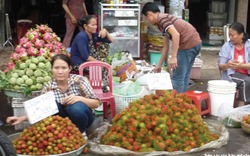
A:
[[6, 54, 101, 133], [70, 15, 113, 71], [218, 22, 250, 107]]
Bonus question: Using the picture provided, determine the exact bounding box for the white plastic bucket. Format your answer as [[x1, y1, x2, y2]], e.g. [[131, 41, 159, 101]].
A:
[[207, 80, 236, 116]]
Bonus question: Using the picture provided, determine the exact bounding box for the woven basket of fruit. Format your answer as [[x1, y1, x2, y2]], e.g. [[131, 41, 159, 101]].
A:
[[241, 114, 250, 134]]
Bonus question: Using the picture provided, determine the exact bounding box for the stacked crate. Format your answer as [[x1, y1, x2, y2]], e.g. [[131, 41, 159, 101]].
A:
[[207, 0, 227, 45], [12, 97, 31, 130]]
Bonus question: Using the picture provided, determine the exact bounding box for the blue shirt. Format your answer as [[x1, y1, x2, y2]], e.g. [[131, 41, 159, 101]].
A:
[[70, 30, 111, 65], [218, 39, 250, 81]]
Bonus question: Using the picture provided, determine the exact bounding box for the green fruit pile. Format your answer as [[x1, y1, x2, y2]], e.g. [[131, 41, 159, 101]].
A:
[[12, 115, 85, 155], [4, 56, 52, 94], [101, 90, 219, 152]]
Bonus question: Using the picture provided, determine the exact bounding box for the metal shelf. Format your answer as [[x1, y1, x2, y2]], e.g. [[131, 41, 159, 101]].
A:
[[99, 3, 140, 57]]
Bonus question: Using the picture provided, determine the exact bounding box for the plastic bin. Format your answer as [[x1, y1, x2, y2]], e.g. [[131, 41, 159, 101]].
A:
[[149, 50, 166, 66], [207, 80, 237, 116], [114, 87, 153, 113]]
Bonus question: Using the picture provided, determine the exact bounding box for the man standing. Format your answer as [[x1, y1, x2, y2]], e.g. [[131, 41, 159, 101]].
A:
[[142, 2, 201, 93]]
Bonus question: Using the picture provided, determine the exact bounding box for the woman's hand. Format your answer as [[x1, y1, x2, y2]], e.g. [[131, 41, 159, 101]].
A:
[[63, 94, 82, 105], [71, 16, 77, 24], [228, 60, 242, 70], [99, 29, 108, 38], [6, 116, 26, 125]]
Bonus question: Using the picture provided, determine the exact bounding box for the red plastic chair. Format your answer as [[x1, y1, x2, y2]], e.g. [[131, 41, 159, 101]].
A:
[[79, 61, 116, 119]]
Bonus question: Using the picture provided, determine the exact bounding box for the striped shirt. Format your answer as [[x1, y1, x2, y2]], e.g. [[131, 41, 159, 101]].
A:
[[157, 13, 201, 50], [42, 74, 99, 104]]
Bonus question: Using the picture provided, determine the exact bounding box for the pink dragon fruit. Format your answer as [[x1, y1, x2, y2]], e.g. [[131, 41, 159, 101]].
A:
[[36, 24, 51, 34], [4, 61, 16, 73], [27, 30, 40, 42], [37, 24, 53, 33], [34, 39, 45, 49], [19, 51, 29, 61], [22, 41, 34, 49], [19, 37, 29, 45], [27, 47, 38, 56], [38, 47, 50, 56], [10, 53, 21, 62], [53, 48, 61, 54], [15, 45, 26, 54], [43, 32, 53, 43], [44, 43, 54, 50]]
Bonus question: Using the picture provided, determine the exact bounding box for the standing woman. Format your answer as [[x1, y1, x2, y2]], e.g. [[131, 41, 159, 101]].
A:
[[62, 0, 88, 48], [7, 54, 100, 133], [219, 22, 250, 107], [70, 15, 113, 70]]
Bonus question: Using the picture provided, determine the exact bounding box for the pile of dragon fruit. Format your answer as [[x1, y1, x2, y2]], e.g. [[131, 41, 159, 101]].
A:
[[5, 24, 68, 73], [0, 25, 68, 95]]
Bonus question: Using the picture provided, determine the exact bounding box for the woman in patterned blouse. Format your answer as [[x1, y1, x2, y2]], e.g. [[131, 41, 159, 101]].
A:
[[6, 54, 100, 133]]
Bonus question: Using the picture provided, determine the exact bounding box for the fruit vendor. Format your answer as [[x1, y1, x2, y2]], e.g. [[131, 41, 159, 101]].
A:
[[219, 22, 250, 107], [70, 15, 113, 71], [141, 2, 201, 93], [7, 54, 101, 133]]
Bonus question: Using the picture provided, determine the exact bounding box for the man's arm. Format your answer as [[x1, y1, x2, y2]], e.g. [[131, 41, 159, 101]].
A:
[[167, 26, 180, 70], [154, 36, 170, 73]]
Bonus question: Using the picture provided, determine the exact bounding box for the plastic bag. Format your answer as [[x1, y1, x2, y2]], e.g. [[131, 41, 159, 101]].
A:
[[218, 105, 250, 128], [88, 119, 228, 156], [113, 80, 142, 96], [111, 51, 137, 82]]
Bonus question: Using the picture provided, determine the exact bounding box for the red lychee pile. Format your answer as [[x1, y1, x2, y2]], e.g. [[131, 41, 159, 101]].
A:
[[101, 90, 219, 152], [12, 115, 85, 155]]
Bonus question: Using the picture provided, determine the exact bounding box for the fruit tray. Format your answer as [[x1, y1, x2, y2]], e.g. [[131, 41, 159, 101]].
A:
[[8, 133, 86, 156], [4, 89, 41, 98], [4, 89, 26, 98]]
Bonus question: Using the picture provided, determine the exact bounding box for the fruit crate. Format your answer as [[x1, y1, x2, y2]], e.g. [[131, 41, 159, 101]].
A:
[[114, 86, 153, 113], [12, 97, 32, 130]]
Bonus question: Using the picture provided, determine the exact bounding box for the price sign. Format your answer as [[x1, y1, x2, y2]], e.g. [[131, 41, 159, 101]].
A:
[[24, 91, 58, 124], [146, 73, 173, 90]]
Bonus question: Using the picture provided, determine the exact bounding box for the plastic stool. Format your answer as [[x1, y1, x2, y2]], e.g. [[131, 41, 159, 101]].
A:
[[183, 90, 211, 116]]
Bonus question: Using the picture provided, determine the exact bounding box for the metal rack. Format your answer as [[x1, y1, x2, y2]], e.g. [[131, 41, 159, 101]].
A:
[[99, 3, 140, 57], [2, 13, 14, 50]]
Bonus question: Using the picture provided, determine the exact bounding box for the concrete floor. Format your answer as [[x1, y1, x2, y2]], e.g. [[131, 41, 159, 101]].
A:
[[1, 47, 250, 155]]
